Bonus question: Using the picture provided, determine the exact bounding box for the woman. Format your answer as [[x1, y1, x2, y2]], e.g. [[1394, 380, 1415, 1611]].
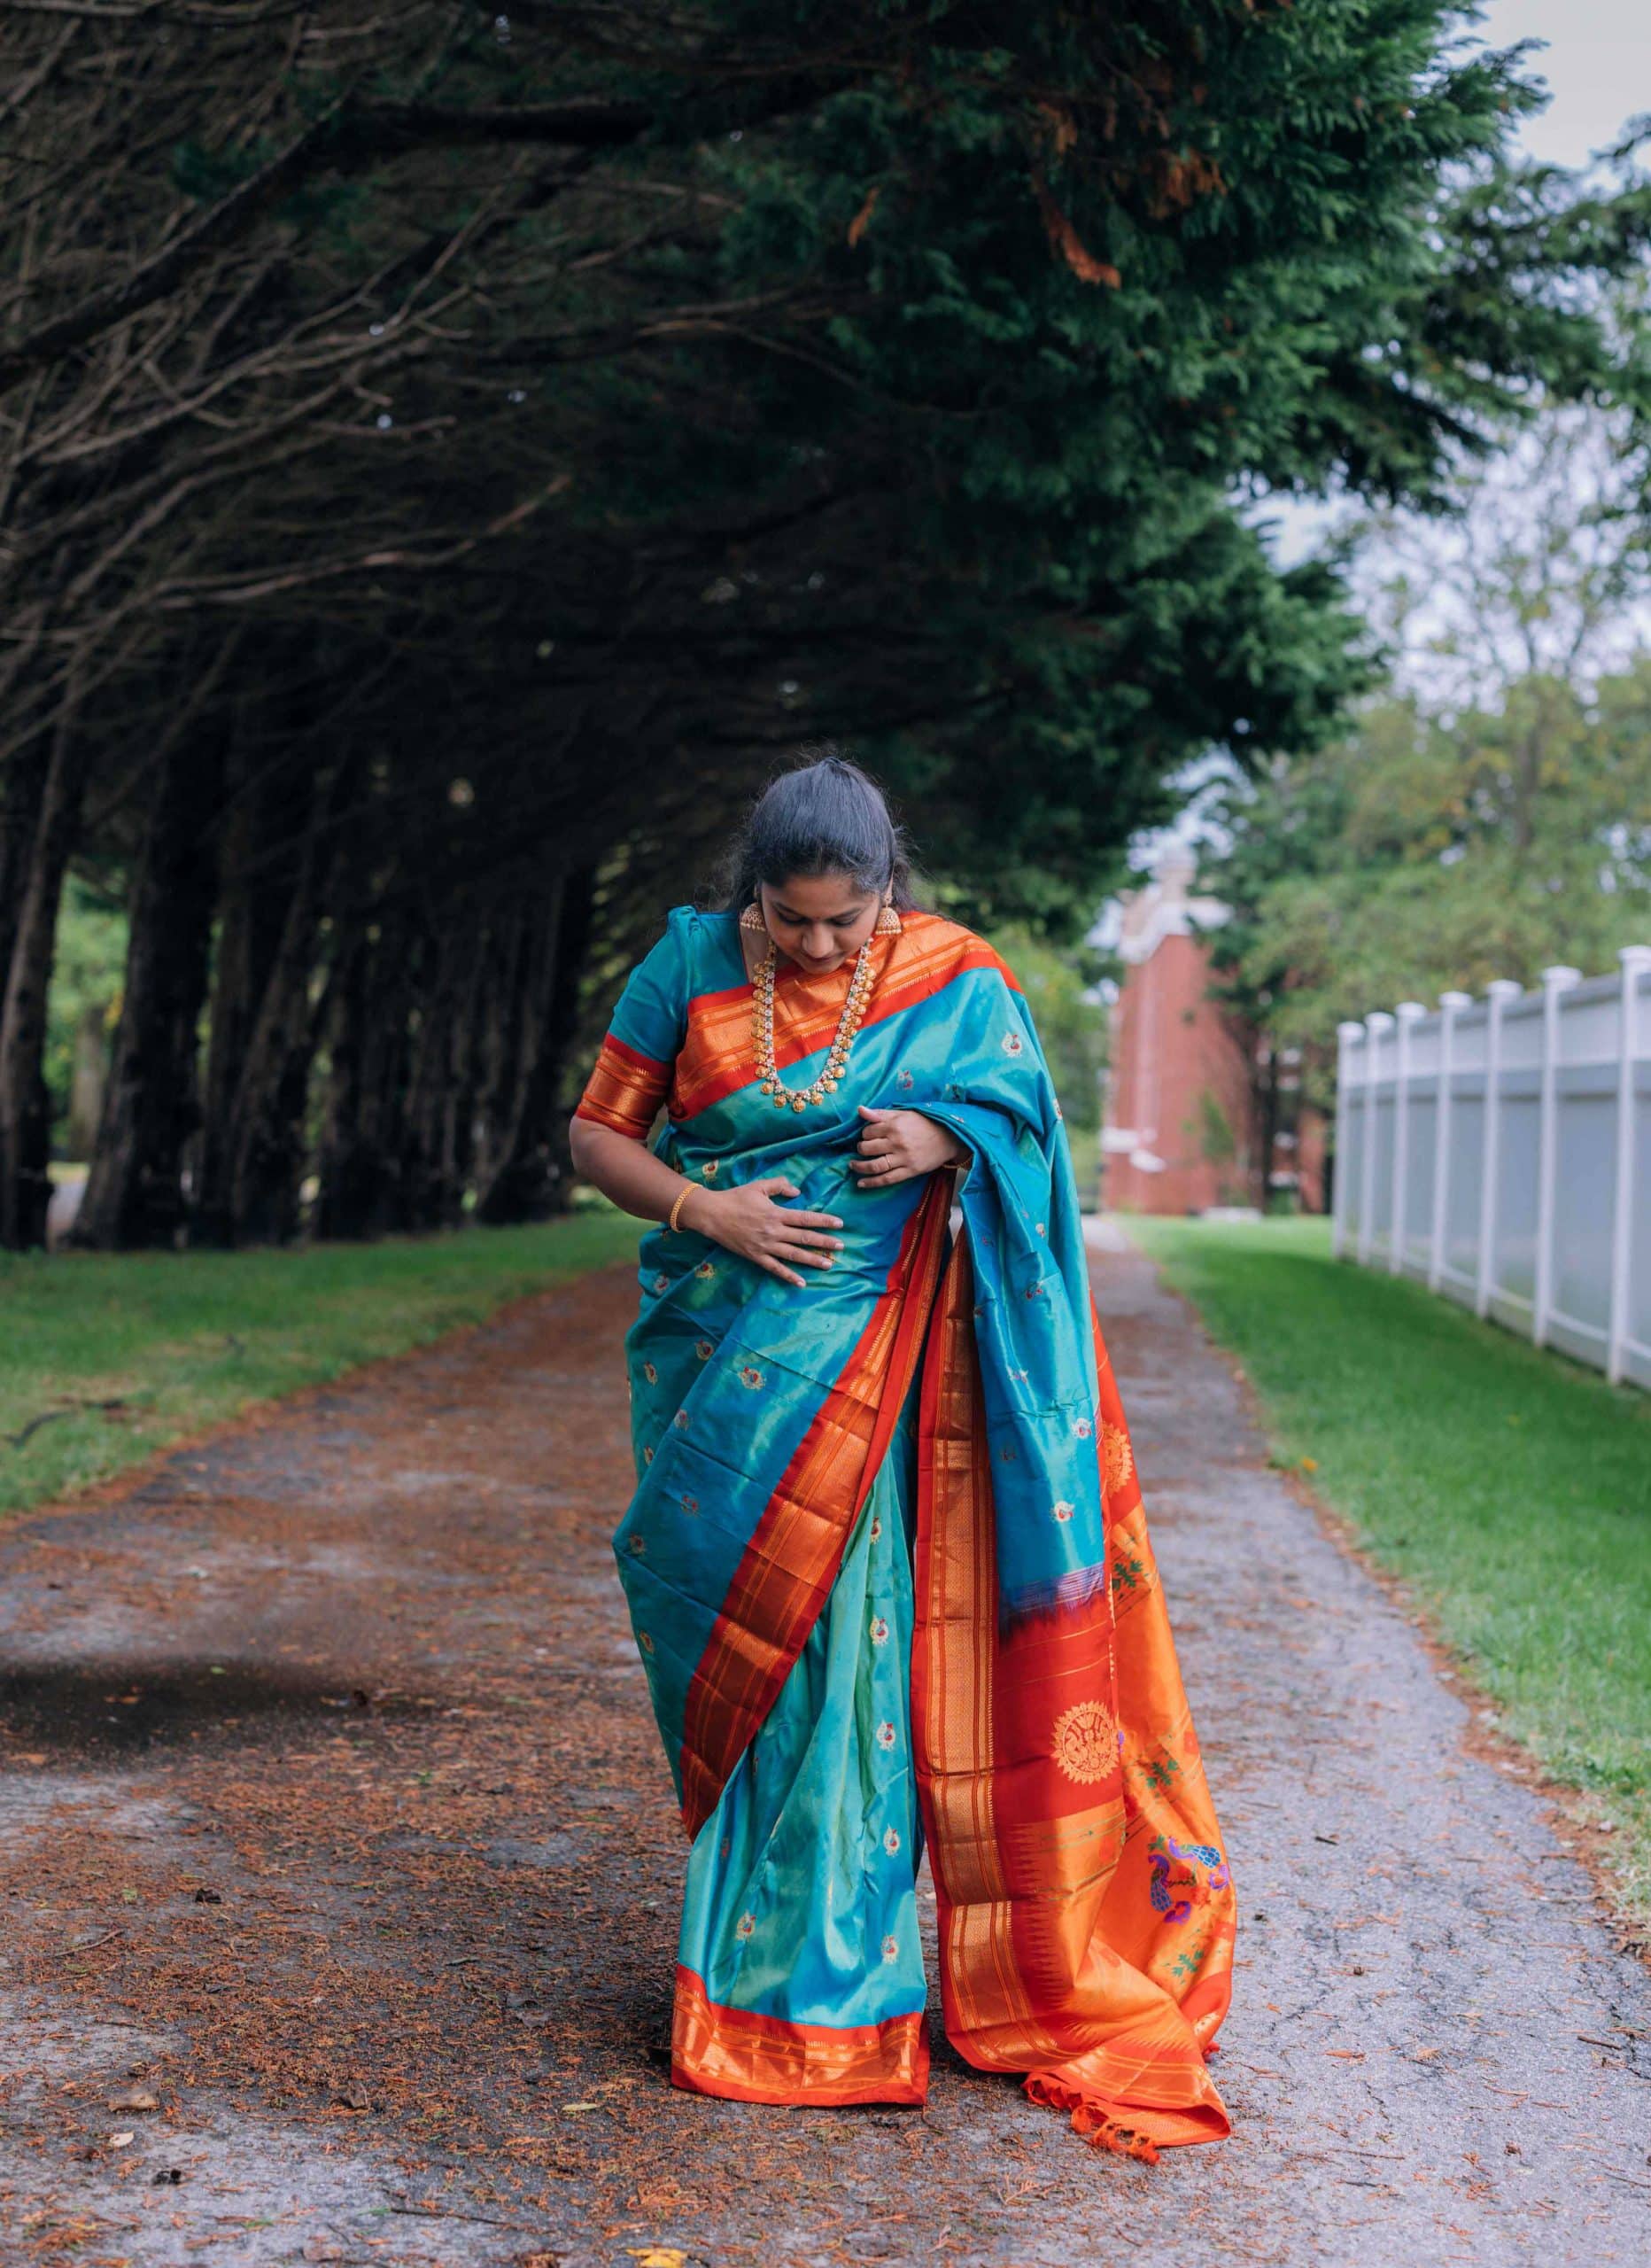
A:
[[569, 755, 1235, 2161]]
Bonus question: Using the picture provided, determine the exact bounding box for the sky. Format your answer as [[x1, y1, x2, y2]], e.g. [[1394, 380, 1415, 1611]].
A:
[[1481, 0, 1646, 169]]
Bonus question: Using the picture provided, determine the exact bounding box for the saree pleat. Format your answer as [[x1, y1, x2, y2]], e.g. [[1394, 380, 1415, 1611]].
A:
[[579, 905, 1236, 2155]]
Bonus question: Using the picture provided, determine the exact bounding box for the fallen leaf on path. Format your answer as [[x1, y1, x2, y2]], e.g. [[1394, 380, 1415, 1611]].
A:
[[330, 2081, 372, 2111], [1324, 2050, 1365, 2060], [110, 2131, 135, 2147], [562, 2101, 600, 2112], [1411, 2047, 1441, 2061], [624, 2251, 687, 2268], [108, 2089, 159, 2112]]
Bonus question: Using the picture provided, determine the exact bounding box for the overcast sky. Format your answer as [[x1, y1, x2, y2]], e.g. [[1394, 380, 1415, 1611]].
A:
[[1482, 0, 1646, 169]]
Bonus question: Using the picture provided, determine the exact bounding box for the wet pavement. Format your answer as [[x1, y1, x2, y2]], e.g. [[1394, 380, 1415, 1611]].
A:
[[0, 1231, 1647, 2265]]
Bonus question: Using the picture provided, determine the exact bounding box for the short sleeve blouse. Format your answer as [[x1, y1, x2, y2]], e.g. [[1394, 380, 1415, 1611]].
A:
[[573, 906, 694, 1140]]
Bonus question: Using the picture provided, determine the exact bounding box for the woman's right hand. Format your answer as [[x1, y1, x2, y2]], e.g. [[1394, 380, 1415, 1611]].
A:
[[685, 1178, 843, 1288]]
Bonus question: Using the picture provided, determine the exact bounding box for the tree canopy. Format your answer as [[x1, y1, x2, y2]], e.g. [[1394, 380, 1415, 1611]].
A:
[[4, 0, 1649, 1246]]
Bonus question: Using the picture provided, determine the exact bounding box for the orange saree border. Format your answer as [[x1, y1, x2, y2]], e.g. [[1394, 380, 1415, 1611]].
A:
[[676, 1172, 952, 1839], [911, 1237, 1234, 2163], [671, 1964, 930, 2105], [573, 1033, 670, 1139]]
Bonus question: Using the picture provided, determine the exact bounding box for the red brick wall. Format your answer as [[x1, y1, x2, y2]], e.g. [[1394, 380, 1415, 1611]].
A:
[[1104, 932, 1258, 1215]]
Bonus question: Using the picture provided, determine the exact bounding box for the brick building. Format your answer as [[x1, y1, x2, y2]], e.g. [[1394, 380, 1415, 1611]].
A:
[[1101, 845, 1323, 1216]]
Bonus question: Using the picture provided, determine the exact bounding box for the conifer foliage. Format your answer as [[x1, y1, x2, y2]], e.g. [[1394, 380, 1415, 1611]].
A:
[[1, 1, 1646, 1245]]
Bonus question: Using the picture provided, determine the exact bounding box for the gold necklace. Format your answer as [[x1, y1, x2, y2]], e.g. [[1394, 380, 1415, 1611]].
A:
[[753, 938, 877, 1110]]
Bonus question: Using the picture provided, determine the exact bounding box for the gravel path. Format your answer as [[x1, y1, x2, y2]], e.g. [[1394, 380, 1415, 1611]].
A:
[[1, 1231, 1647, 2267]]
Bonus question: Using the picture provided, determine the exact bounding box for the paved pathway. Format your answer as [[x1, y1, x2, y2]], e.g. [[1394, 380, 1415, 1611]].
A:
[[0, 1232, 1647, 2266]]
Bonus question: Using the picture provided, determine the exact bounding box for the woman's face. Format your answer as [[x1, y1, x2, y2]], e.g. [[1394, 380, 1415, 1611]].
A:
[[758, 872, 884, 975]]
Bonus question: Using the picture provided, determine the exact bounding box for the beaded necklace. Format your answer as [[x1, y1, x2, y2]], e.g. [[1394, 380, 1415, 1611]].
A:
[[752, 938, 877, 1111]]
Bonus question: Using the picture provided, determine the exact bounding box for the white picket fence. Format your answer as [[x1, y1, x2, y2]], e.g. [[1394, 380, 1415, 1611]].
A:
[[1331, 949, 1651, 1390]]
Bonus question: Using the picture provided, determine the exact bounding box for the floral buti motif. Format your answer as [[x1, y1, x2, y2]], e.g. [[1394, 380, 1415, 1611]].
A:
[[694, 1339, 713, 1362], [869, 1615, 889, 1646], [870, 1515, 882, 1543], [882, 1827, 901, 1855], [1002, 1030, 1025, 1057], [738, 1364, 764, 1391], [652, 1271, 670, 1295], [896, 1068, 915, 1091], [679, 1492, 700, 1516], [672, 1409, 690, 1432], [1050, 1499, 1074, 1524], [734, 1912, 756, 1940], [1100, 1421, 1135, 1495], [694, 1259, 715, 1281], [1074, 1416, 1093, 1440], [701, 1159, 720, 1180], [875, 1720, 897, 1751], [638, 1629, 656, 1656], [880, 1934, 900, 1964], [641, 1361, 658, 1385], [1051, 1696, 1119, 1786]]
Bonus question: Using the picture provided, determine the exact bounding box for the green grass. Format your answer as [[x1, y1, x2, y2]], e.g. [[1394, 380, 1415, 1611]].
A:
[[0, 1212, 640, 1518], [1129, 1214, 1651, 1925]]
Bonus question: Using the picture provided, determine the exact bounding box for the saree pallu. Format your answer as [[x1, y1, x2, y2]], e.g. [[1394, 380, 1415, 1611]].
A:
[[575, 905, 1236, 2160]]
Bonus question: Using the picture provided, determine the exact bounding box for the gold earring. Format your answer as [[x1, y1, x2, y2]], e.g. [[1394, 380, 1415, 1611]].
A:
[[875, 901, 901, 934], [740, 902, 767, 931]]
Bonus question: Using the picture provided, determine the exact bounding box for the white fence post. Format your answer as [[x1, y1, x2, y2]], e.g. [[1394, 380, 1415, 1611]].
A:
[[1608, 945, 1651, 1384], [1332, 1021, 1364, 1260], [1532, 965, 1582, 1350], [1390, 1002, 1427, 1275], [1476, 979, 1523, 1320], [1338, 955, 1648, 1388], [1360, 1010, 1392, 1265], [1430, 990, 1472, 1293]]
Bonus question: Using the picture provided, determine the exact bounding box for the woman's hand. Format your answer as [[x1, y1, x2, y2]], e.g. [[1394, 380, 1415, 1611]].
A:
[[850, 1105, 970, 1191], [686, 1178, 843, 1289]]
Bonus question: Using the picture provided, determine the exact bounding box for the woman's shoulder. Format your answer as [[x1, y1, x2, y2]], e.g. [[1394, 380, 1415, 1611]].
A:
[[658, 901, 740, 940], [895, 908, 1021, 991], [647, 903, 743, 992]]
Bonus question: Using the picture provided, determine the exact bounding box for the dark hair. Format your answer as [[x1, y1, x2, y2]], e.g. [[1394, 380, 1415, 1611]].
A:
[[720, 749, 917, 913]]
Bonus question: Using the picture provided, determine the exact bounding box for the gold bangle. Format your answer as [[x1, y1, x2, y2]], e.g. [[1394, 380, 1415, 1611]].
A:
[[668, 1184, 695, 1234]]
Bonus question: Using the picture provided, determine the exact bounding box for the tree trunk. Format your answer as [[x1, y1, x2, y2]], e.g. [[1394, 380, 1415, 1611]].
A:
[[476, 865, 595, 1225], [196, 754, 338, 1246], [0, 702, 94, 1249], [72, 723, 224, 1248], [398, 904, 486, 1231], [314, 905, 418, 1240]]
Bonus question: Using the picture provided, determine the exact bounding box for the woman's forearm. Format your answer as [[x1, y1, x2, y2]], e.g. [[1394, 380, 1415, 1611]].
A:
[[568, 1117, 709, 1230]]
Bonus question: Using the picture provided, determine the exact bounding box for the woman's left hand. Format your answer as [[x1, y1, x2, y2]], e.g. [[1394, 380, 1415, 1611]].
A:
[[850, 1105, 969, 1190]]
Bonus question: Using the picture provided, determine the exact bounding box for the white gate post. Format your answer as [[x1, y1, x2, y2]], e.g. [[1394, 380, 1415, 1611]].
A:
[[1430, 990, 1472, 1293], [1360, 1011, 1392, 1266], [1391, 1002, 1427, 1275], [1477, 979, 1523, 1319], [1608, 946, 1651, 1384], [1332, 1020, 1365, 1260], [1532, 965, 1582, 1350]]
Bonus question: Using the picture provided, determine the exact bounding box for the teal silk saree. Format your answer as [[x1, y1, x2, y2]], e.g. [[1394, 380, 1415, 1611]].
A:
[[574, 905, 1236, 2160]]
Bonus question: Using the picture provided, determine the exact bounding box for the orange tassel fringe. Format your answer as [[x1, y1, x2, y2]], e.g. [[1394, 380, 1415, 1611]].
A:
[[1023, 2074, 1161, 2164]]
